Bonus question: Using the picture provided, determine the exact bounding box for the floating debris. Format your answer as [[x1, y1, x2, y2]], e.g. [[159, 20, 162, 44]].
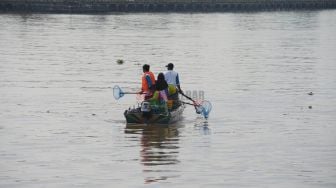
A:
[[308, 106, 312, 109], [308, 92, 314, 95], [116, 59, 124, 65]]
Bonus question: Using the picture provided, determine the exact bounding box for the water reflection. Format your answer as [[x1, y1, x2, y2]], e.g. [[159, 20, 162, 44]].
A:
[[194, 117, 211, 135], [124, 124, 181, 183]]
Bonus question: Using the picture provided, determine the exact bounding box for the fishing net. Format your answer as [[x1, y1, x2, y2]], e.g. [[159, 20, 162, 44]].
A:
[[113, 85, 124, 100], [194, 100, 212, 119], [200, 100, 212, 119], [194, 101, 203, 114]]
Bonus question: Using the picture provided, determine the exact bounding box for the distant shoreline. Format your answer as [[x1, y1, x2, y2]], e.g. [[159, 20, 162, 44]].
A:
[[0, 0, 336, 13]]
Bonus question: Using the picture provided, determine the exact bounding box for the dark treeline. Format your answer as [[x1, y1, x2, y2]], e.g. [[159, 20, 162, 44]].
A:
[[0, 0, 336, 13]]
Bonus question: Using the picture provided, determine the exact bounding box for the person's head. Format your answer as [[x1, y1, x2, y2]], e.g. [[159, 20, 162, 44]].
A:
[[143, 64, 150, 72], [156, 73, 167, 91], [157, 72, 165, 81], [165, 63, 174, 70]]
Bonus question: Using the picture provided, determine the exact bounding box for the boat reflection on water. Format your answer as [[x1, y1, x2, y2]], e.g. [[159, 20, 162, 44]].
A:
[[124, 124, 182, 184]]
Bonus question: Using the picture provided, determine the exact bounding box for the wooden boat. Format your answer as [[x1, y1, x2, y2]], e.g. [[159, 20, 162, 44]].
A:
[[114, 85, 211, 123], [124, 101, 185, 124]]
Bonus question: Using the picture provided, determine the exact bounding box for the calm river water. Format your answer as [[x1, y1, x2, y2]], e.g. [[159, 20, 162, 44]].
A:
[[1, 10, 336, 187]]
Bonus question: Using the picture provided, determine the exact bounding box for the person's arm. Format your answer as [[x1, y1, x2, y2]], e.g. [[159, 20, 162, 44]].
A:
[[139, 79, 144, 94], [139, 75, 146, 94], [139, 87, 144, 94], [176, 73, 183, 94]]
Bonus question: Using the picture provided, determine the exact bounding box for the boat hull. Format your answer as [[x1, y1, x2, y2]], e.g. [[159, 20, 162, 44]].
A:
[[124, 104, 185, 124]]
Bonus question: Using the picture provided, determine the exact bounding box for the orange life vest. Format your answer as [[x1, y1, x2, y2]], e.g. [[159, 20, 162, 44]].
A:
[[141, 71, 156, 92]]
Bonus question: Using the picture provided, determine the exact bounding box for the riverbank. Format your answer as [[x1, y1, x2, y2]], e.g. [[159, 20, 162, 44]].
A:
[[0, 0, 336, 13]]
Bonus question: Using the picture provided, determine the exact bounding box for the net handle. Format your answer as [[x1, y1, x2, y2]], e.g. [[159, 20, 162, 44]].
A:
[[113, 85, 144, 100]]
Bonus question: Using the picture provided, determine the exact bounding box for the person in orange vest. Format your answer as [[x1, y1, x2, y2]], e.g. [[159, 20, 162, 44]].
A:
[[139, 64, 156, 100]]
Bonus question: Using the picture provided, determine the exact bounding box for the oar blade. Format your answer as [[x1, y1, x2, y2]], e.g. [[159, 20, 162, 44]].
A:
[[113, 85, 124, 100]]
